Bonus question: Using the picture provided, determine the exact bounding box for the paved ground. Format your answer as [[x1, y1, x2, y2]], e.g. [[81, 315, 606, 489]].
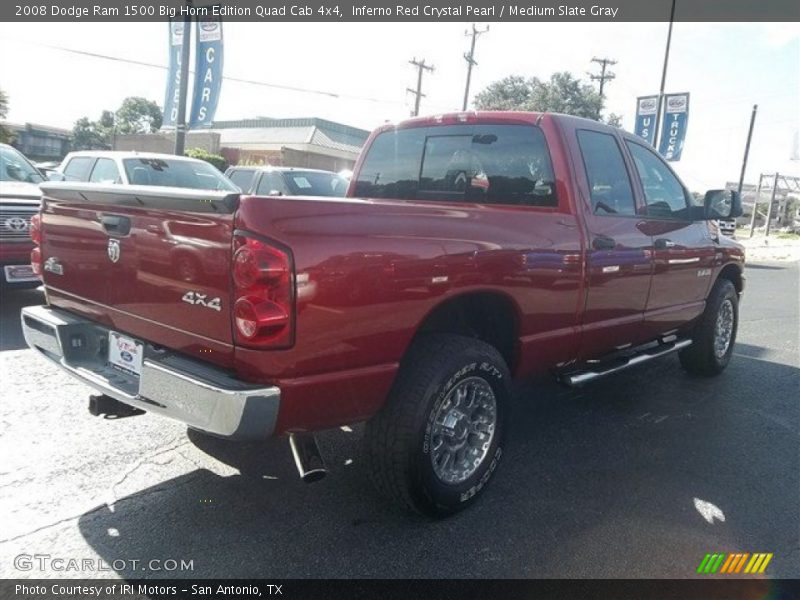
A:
[[0, 262, 797, 579]]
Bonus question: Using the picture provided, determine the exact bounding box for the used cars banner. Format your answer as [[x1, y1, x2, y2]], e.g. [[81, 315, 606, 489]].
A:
[[161, 20, 184, 129], [189, 17, 224, 128]]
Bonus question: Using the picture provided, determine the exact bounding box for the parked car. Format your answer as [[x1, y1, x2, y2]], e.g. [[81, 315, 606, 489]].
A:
[[23, 112, 744, 516], [0, 143, 43, 286], [225, 165, 349, 197], [717, 218, 737, 237], [51, 151, 238, 192]]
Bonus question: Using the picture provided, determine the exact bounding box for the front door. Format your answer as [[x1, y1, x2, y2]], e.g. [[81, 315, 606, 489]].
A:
[[572, 127, 654, 359], [622, 139, 716, 337]]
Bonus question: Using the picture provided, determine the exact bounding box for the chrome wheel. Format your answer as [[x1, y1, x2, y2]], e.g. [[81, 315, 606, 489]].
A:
[[430, 376, 497, 485], [714, 298, 734, 358]]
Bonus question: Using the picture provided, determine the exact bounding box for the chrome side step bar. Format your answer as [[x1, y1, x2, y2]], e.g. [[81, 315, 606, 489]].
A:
[[561, 339, 692, 387]]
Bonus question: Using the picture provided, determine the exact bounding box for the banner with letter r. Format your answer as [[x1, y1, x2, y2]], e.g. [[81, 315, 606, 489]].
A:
[[190, 17, 224, 128], [658, 93, 690, 161]]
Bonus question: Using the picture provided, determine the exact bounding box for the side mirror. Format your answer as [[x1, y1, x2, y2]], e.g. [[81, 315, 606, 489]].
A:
[[47, 172, 66, 182], [704, 189, 742, 220]]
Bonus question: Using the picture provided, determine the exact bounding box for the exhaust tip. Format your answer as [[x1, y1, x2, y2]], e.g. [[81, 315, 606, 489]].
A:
[[288, 432, 328, 483]]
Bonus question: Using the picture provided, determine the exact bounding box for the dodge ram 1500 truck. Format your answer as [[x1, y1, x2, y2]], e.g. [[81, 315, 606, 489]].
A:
[[22, 112, 744, 516]]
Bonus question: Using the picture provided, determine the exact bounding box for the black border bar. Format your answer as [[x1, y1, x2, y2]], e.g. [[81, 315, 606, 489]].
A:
[[3, 579, 800, 600], [4, 0, 800, 22]]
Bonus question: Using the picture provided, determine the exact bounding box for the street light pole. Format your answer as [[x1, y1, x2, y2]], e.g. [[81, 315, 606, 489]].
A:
[[737, 104, 758, 195], [653, 0, 676, 151]]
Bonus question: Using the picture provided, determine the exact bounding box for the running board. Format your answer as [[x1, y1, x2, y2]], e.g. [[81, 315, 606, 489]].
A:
[[560, 339, 692, 387]]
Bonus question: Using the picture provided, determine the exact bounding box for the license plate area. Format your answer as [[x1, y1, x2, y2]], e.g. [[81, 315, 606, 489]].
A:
[[4, 264, 37, 283], [108, 331, 144, 377]]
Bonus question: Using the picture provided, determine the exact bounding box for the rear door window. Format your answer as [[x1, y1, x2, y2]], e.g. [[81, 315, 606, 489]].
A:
[[256, 172, 288, 196], [89, 158, 121, 184], [576, 130, 636, 216], [228, 169, 256, 192], [62, 157, 95, 182], [355, 124, 557, 207]]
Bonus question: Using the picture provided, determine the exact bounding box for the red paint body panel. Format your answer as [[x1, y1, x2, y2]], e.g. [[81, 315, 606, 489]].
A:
[[38, 112, 745, 434]]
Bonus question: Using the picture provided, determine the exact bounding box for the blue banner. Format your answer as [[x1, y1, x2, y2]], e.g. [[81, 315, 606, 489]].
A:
[[161, 20, 185, 129], [633, 95, 658, 146], [189, 17, 224, 128], [658, 93, 690, 161]]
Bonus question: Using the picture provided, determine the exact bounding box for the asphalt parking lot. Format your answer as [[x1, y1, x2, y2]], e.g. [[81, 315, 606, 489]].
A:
[[0, 261, 797, 579]]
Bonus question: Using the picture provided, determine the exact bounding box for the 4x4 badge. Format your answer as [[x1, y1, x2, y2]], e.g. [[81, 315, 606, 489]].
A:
[[107, 239, 121, 263]]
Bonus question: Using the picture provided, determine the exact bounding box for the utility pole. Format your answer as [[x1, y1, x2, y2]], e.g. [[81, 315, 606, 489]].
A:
[[737, 104, 758, 195], [765, 172, 779, 237], [588, 57, 617, 99], [653, 0, 676, 151], [174, 0, 193, 155], [407, 58, 434, 117], [462, 24, 489, 111]]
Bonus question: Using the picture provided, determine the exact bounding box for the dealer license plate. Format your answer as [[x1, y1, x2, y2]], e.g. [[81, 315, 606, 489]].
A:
[[4, 264, 37, 283], [108, 331, 144, 377]]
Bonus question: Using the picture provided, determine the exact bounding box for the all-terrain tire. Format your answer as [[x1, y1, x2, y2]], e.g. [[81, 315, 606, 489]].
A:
[[679, 278, 739, 376], [364, 334, 510, 517]]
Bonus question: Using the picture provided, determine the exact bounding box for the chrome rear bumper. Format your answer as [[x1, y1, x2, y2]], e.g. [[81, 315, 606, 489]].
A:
[[21, 305, 280, 440]]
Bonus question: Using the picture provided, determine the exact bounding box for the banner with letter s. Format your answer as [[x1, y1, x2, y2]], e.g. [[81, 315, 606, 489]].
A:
[[633, 95, 658, 146], [658, 93, 690, 161], [161, 20, 185, 129], [189, 17, 224, 128]]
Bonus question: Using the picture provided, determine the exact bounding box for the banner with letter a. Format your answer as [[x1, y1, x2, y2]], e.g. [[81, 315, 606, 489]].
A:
[[189, 17, 224, 128], [658, 93, 690, 161], [633, 95, 658, 146], [161, 20, 185, 129]]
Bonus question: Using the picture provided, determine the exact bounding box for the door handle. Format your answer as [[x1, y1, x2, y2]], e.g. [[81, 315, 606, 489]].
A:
[[592, 236, 616, 251], [654, 238, 676, 250], [100, 215, 131, 236]]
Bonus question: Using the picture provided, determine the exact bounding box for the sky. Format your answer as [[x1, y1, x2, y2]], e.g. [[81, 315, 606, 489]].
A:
[[0, 21, 798, 191]]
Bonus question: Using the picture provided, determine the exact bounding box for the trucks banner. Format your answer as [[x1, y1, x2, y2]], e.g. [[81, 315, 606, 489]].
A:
[[658, 92, 690, 161], [161, 20, 184, 129], [633, 95, 658, 146], [189, 17, 224, 128]]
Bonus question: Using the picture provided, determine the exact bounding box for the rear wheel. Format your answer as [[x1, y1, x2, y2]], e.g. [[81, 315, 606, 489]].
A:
[[679, 278, 739, 376], [364, 334, 510, 517]]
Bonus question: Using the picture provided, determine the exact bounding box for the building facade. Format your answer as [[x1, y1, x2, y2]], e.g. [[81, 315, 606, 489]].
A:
[[4, 122, 71, 163]]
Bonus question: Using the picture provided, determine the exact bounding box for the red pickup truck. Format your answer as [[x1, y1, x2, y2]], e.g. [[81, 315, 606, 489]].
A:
[[22, 112, 744, 516]]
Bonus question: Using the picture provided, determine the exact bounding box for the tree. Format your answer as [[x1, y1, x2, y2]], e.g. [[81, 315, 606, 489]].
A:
[[0, 88, 13, 144], [71, 117, 111, 151], [475, 72, 614, 122], [185, 148, 228, 172], [115, 97, 162, 134]]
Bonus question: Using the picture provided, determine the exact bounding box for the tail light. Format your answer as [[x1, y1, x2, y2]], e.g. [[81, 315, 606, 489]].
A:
[[232, 234, 294, 348], [30, 213, 42, 278]]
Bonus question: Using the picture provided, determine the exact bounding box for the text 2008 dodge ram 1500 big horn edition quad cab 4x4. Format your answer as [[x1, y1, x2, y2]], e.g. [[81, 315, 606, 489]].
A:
[[22, 112, 745, 516]]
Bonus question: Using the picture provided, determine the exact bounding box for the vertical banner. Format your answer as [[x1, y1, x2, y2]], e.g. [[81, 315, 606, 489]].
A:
[[658, 93, 690, 161], [189, 17, 224, 128], [633, 95, 658, 146], [161, 20, 184, 130]]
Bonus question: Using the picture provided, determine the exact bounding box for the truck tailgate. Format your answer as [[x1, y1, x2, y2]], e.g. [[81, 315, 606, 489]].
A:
[[39, 183, 239, 365]]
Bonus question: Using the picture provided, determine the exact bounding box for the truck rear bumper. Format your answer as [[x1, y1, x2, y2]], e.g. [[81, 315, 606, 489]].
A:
[[21, 305, 281, 440]]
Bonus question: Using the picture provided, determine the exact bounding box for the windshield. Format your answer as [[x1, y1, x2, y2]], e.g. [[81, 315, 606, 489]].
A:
[[284, 171, 349, 197], [122, 158, 238, 192], [0, 146, 44, 184]]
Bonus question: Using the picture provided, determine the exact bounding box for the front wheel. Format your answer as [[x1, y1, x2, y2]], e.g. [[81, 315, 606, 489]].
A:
[[364, 334, 510, 517], [679, 278, 739, 376]]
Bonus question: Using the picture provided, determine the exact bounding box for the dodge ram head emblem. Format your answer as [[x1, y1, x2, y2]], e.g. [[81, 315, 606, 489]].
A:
[[5, 217, 29, 232], [107, 239, 121, 263]]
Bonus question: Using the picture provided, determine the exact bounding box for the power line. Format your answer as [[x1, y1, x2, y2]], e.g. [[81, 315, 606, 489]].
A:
[[407, 58, 435, 117], [462, 24, 489, 111]]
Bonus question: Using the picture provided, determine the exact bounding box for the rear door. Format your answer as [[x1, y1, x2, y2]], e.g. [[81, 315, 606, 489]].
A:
[[623, 139, 715, 334], [572, 127, 654, 358]]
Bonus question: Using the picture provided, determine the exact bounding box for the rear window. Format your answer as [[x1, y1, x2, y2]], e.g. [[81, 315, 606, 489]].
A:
[[63, 157, 95, 182], [354, 124, 557, 207], [283, 171, 348, 197], [123, 158, 238, 191], [228, 168, 256, 192]]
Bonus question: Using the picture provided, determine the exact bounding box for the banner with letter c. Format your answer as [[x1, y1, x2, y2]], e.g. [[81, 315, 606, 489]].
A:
[[633, 95, 658, 146], [658, 93, 690, 161], [189, 17, 224, 128]]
